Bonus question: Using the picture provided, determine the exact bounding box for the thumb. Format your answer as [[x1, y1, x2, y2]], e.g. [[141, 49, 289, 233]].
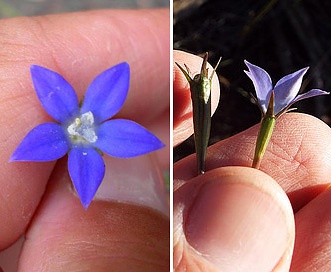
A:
[[174, 166, 295, 271], [18, 154, 169, 271]]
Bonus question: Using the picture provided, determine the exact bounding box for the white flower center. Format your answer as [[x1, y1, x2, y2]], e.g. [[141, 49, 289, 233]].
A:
[[67, 111, 97, 144]]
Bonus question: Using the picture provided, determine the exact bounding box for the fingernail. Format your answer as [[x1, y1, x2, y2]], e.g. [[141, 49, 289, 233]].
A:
[[185, 170, 293, 271], [94, 154, 169, 216]]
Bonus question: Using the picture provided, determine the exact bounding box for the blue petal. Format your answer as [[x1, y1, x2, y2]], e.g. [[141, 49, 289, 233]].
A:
[[80, 62, 130, 123], [290, 89, 329, 105], [94, 119, 165, 158], [68, 147, 105, 209], [274, 67, 308, 114], [9, 123, 69, 162], [244, 60, 273, 114], [31, 65, 79, 123]]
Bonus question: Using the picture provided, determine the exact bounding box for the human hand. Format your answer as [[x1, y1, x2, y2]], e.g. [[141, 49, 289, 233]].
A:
[[0, 9, 169, 271], [174, 50, 331, 271]]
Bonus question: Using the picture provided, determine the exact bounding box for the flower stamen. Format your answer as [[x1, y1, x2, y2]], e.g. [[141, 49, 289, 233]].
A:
[[67, 111, 97, 144]]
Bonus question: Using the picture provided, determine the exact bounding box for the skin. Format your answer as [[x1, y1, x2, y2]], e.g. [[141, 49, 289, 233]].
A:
[[174, 50, 331, 271], [0, 9, 169, 271]]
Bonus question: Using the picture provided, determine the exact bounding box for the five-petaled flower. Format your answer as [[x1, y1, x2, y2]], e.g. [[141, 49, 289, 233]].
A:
[[10, 62, 165, 209], [244, 60, 328, 117], [244, 60, 328, 169]]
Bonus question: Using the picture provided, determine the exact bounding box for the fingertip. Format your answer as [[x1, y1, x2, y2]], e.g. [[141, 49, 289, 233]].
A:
[[20, 157, 169, 271], [174, 166, 295, 271]]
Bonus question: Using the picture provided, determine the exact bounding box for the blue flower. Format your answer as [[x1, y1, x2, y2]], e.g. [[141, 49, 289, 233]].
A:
[[244, 60, 328, 116], [244, 60, 328, 169], [10, 62, 165, 209]]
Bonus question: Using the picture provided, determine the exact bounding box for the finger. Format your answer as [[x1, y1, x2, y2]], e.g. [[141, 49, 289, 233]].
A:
[[174, 166, 295, 271], [2, 9, 169, 123], [0, 9, 169, 249], [290, 187, 331, 271], [18, 155, 169, 271], [174, 113, 331, 211], [150, 111, 170, 174], [173, 50, 220, 146]]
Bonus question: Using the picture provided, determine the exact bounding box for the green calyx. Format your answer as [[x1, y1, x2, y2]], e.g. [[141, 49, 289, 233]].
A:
[[252, 91, 276, 169], [175, 52, 221, 175]]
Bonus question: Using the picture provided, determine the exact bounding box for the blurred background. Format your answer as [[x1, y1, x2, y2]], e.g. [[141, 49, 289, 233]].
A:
[[0, 1, 168, 271], [174, 0, 331, 161], [0, 0, 168, 17]]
